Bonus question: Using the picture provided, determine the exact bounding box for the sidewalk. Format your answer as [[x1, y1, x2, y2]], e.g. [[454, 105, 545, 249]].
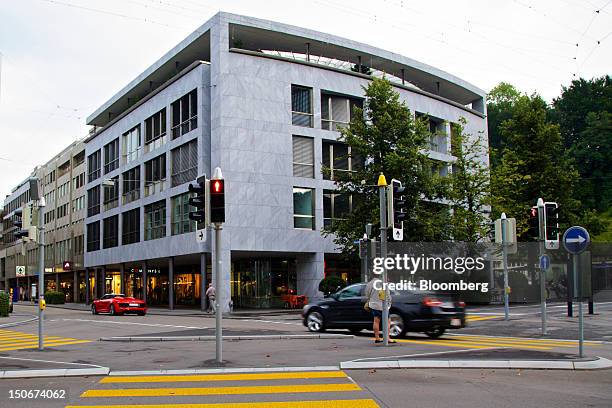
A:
[[14, 302, 302, 317]]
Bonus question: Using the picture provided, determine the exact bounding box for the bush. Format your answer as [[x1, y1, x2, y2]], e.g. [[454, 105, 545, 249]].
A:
[[0, 292, 10, 317], [318, 276, 347, 296], [45, 291, 65, 305]]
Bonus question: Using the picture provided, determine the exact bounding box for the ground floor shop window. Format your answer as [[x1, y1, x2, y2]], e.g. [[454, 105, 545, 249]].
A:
[[174, 272, 201, 306], [105, 272, 121, 295], [231, 258, 297, 308], [324, 256, 360, 285], [59, 273, 73, 303], [147, 268, 168, 306], [125, 269, 143, 299]]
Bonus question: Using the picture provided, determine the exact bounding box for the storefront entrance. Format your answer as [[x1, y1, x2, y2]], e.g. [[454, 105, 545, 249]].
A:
[[231, 258, 297, 308]]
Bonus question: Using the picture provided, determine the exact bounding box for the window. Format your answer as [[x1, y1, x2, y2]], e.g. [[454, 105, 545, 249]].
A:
[[57, 203, 68, 219], [322, 141, 362, 180], [145, 200, 166, 240], [72, 195, 85, 212], [292, 136, 314, 178], [321, 93, 362, 131], [44, 209, 55, 224], [58, 182, 69, 198], [87, 185, 100, 217], [145, 108, 167, 152], [122, 166, 140, 204], [86, 221, 100, 252], [122, 125, 141, 164], [171, 192, 195, 235], [171, 89, 197, 139], [73, 173, 85, 190], [103, 176, 119, 211], [293, 187, 315, 230], [324, 189, 352, 227], [103, 138, 119, 174], [73, 150, 85, 167], [416, 112, 448, 154], [74, 235, 84, 255], [171, 140, 197, 187], [87, 150, 101, 182], [122, 208, 140, 245], [145, 154, 166, 196], [291, 85, 313, 127], [450, 122, 461, 157], [103, 215, 119, 248]]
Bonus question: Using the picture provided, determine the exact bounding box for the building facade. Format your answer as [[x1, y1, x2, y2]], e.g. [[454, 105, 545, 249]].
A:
[[2, 12, 489, 309]]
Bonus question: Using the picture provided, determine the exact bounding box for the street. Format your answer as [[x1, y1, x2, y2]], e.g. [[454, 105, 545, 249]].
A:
[[0, 302, 611, 407]]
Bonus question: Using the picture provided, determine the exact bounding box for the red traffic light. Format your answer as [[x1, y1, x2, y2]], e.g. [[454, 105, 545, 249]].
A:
[[212, 180, 223, 193]]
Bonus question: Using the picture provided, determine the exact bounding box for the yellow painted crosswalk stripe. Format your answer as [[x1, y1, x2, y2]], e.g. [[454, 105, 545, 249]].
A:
[[396, 338, 552, 350], [102, 371, 347, 384], [451, 335, 602, 347], [466, 315, 502, 322], [67, 399, 380, 408], [82, 383, 362, 398], [0, 340, 91, 352]]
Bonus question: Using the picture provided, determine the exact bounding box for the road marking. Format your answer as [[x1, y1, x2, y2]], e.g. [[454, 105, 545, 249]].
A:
[[450, 334, 602, 347], [0, 356, 105, 367], [236, 318, 303, 326], [67, 400, 379, 408], [466, 315, 503, 322], [395, 338, 551, 350], [101, 371, 347, 383], [0, 329, 91, 351], [57, 318, 207, 329], [82, 383, 362, 397]]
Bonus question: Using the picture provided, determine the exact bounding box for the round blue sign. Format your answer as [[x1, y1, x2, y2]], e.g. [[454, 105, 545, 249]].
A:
[[562, 226, 590, 255]]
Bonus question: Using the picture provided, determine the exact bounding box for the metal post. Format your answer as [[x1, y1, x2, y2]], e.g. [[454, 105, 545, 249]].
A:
[[537, 198, 547, 335], [379, 179, 388, 346], [85, 268, 90, 305], [37, 201, 45, 351], [142, 262, 147, 304], [573, 254, 584, 357], [501, 213, 510, 321], [214, 224, 223, 363], [73, 270, 77, 303]]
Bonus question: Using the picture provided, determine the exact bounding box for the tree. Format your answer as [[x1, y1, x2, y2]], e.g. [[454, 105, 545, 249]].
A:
[[552, 75, 612, 148], [486, 82, 521, 160], [446, 118, 491, 242], [491, 93, 585, 237], [322, 78, 445, 256]]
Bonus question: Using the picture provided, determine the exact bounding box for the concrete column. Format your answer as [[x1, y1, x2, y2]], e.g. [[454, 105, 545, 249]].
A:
[[55, 273, 60, 292], [73, 270, 78, 303], [297, 252, 325, 302], [141, 261, 147, 304], [168, 257, 174, 310], [85, 268, 90, 305], [120, 263, 125, 295], [200, 253, 207, 312], [101, 266, 106, 295]]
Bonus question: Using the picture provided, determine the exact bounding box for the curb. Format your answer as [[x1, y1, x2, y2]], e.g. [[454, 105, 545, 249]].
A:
[[100, 334, 352, 342], [0, 316, 38, 329], [339, 357, 612, 371], [110, 366, 340, 376], [0, 367, 110, 379]]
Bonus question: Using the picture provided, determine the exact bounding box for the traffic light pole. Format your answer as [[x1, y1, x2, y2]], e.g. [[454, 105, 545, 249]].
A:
[[501, 213, 510, 321], [378, 175, 389, 346], [214, 223, 223, 364], [37, 200, 45, 351], [537, 198, 547, 335]]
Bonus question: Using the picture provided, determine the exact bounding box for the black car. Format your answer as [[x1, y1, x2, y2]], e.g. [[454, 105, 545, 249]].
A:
[[302, 283, 466, 338]]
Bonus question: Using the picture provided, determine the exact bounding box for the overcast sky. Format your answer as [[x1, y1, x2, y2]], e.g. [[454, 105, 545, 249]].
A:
[[1, 0, 611, 203]]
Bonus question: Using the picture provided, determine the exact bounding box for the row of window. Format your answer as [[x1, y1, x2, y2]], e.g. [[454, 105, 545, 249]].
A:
[[292, 136, 362, 179], [87, 89, 198, 183], [86, 140, 197, 217], [293, 187, 354, 230], [86, 192, 195, 252]]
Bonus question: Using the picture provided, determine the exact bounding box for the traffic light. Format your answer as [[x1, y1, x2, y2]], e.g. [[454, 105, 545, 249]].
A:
[[13, 206, 35, 241], [210, 178, 225, 224], [527, 206, 539, 239], [544, 202, 559, 249], [387, 179, 406, 241], [188, 180, 206, 224]]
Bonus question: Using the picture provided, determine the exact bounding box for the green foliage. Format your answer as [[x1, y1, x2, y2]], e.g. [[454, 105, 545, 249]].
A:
[[323, 78, 446, 255], [44, 291, 65, 305], [486, 82, 521, 161], [0, 292, 10, 317], [318, 276, 348, 295], [445, 118, 491, 242]]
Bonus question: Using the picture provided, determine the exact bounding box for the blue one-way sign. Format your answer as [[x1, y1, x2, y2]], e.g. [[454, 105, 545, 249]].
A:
[[562, 226, 590, 255], [539, 255, 550, 270]]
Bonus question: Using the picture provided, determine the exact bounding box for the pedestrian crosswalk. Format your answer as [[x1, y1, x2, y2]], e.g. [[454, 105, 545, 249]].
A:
[[0, 328, 90, 351], [66, 370, 379, 408], [396, 334, 603, 351], [466, 314, 504, 322]]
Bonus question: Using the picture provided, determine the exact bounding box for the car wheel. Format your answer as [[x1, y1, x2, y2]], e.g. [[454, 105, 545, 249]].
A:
[[389, 313, 405, 338], [306, 311, 325, 332], [91, 304, 98, 315], [137, 311, 146, 316], [425, 328, 446, 338], [109, 305, 115, 316]]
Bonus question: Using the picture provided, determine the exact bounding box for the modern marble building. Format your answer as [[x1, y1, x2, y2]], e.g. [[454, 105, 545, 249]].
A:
[[17, 12, 487, 310]]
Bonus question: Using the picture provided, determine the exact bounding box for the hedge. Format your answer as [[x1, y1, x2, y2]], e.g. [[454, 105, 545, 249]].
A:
[[318, 276, 347, 296], [44, 291, 66, 304], [0, 292, 10, 317]]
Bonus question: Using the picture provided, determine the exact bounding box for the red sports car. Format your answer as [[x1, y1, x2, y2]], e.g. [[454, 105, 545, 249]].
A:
[[92, 294, 147, 316]]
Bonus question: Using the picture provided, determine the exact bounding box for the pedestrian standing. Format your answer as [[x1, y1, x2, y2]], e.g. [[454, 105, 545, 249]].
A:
[[205, 283, 216, 313], [365, 277, 395, 344]]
